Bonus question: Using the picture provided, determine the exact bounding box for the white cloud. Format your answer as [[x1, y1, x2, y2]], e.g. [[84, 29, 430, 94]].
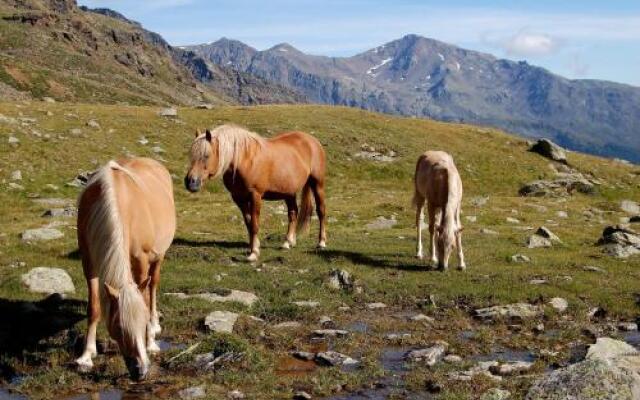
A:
[[502, 31, 561, 57]]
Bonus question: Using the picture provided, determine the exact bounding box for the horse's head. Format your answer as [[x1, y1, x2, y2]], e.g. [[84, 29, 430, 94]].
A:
[[436, 224, 458, 269], [104, 280, 151, 381], [185, 129, 217, 192]]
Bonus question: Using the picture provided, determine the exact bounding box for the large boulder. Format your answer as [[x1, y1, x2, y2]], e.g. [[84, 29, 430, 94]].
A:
[[526, 338, 640, 400], [21, 267, 75, 294], [598, 225, 640, 258], [529, 139, 567, 164], [204, 311, 238, 333]]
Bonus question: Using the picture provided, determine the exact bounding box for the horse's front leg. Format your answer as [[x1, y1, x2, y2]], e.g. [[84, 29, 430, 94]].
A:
[[76, 275, 100, 371], [148, 257, 163, 340], [247, 192, 262, 262], [282, 196, 298, 249]]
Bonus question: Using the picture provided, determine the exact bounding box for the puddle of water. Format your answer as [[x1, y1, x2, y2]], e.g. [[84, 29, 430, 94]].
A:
[[65, 389, 124, 400], [380, 348, 407, 373], [0, 388, 28, 400], [459, 330, 476, 341], [346, 321, 369, 334], [471, 347, 536, 363], [624, 331, 640, 349], [276, 357, 317, 377], [156, 340, 186, 352]]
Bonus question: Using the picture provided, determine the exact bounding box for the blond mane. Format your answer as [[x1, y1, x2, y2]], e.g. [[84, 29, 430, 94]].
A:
[[191, 124, 266, 177], [82, 161, 147, 325]]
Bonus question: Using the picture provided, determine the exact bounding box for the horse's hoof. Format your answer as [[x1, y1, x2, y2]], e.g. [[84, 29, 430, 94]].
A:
[[458, 264, 467, 271], [317, 241, 326, 249], [147, 341, 161, 354], [75, 357, 93, 372], [416, 253, 424, 260], [281, 241, 291, 250], [247, 253, 259, 262]]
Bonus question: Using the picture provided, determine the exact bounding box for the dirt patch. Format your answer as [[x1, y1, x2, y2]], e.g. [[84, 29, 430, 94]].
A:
[[47, 79, 70, 98], [4, 66, 30, 86]]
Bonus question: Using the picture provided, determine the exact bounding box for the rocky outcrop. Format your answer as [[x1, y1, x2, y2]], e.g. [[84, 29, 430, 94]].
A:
[[529, 139, 567, 163], [526, 338, 640, 400], [21, 267, 75, 294], [598, 225, 640, 258]]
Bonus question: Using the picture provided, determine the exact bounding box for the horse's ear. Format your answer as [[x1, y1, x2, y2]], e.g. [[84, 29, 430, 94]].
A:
[[138, 276, 151, 293], [104, 283, 119, 301], [205, 129, 212, 142], [194, 129, 201, 138]]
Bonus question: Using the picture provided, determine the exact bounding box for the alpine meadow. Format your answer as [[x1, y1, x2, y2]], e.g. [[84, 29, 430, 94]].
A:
[[1, 1, 640, 400]]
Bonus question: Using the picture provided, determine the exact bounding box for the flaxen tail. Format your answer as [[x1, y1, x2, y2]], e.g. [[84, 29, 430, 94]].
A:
[[297, 180, 313, 233]]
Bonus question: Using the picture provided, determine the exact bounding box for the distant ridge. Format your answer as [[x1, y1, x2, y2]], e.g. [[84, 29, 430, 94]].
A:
[[186, 34, 640, 162]]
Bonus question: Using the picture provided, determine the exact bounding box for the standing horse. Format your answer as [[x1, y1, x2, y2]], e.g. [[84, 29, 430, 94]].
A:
[[412, 151, 466, 270], [75, 158, 175, 380], [185, 124, 327, 261]]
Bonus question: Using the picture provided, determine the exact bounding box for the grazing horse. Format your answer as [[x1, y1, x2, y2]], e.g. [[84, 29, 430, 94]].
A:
[[185, 124, 327, 261], [75, 158, 176, 380], [412, 151, 466, 270]]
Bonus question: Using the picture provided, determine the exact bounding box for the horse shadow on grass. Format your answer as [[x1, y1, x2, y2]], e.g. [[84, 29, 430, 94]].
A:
[[312, 249, 431, 272], [171, 237, 247, 249], [0, 294, 86, 381]]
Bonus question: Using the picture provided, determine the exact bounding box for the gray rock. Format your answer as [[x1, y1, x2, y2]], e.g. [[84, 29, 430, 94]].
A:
[[31, 198, 73, 206], [583, 265, 607, 273], [526, 338, 640, 400], [489, 361, 534, 376], [293, 391, 312, 400], [481, 388, 511, 400], [405, 342, 448, 366], [618, 322, 638, 331], [354, 150, 396, 162], [510, 254, 531, 263], [272, 321, 302, 330], [292, 300, 320, 308], [556, 210, 568, 218], [529, 279, 548, 285], [8, 136, 19, 145], [365, 216, 397, 230], [313, 329, 349, 337], [159, 107, 178, 117], [598, 225, 640, 258], [366, 302, 387, 310], [444, 354, 462, 363], [529, 139, 567, 163], [535, 226, 561, 242], [8, 182, 24, 190], [480, 228, 499, 235], [315, 351, 358, 366], [86, 119, 100, 129], [474, 303, 541, 320], [10, 170, 22, 181], [227, 390, 245, 399], [526, 234, 552, 248], [21, 227, 64, 241], [166, 289, 258, 306], [196, 103, 214, 110], [21, 267, 75, 294], [292, 351, 316, 361], [384, 333, 411, 340], [151, 146, 165, 154], [465, 215, 477, 223], [506, 217, 520, 224], [469, 196, 489, 207], [408, 313, 435, 322], [621, 200, 640, 215], [42, 206, 77, 218], [327, 269, 353, 291], [549, 297, 568, 312], [178, 386, 206, 399], [204, 311, 238, 333], [519, 176, 595, 197]]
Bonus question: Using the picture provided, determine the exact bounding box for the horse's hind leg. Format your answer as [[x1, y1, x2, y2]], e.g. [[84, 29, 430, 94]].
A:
[[76, 274, 100, 371], [247, 192, 262, 262], [282, 196, 298, 249], [415, 195, 425, 259], [455, 206, 466, 270], [428, 205, 440, 266], [310, 178, 327, 248]]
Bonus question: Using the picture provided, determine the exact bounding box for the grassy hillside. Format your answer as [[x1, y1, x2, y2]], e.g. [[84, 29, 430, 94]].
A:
[[0, 101, 639, 399], [0, 0, 224, 105]]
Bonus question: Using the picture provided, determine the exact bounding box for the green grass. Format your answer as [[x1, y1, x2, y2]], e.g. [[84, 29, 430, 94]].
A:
[[0, 102, 639, 399]]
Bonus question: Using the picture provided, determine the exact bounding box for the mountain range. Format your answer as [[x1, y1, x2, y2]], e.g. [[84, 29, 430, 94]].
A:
[[1, 0, 638, 162], [185, 36, 640, 163]]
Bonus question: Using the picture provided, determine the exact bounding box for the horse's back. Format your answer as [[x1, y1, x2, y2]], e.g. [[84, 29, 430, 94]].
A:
[[415, 151, 460, 206], [114, 158, 176, 255], [268, 131, 325, 177]]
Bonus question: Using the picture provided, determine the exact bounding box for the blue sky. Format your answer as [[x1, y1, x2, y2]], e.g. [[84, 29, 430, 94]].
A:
[[78, 0, 640, 86]]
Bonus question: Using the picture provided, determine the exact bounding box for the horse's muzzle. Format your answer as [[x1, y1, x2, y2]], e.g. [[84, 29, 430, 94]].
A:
[[125, 357, 149, 381], [184, 176, 201, 193]]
